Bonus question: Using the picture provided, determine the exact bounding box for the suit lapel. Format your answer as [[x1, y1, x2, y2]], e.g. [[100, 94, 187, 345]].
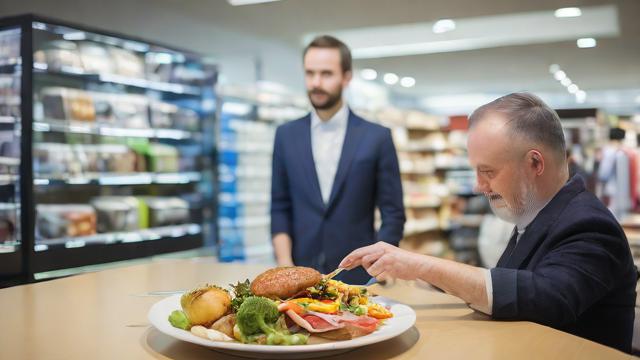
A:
[[296, 115, 325, 209], [326, 111, 364, 209], [504, 176, 585, 268]]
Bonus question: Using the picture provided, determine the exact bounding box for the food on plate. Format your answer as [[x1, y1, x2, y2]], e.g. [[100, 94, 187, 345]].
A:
[[236, 296, 309, 345], [230, 279, 252, 312], [190, 325, 234, 341], [167, 266, 394, 346], [250, 266, 322, 299], [168, 310, 190, 330], [180, 285, 231, 327]]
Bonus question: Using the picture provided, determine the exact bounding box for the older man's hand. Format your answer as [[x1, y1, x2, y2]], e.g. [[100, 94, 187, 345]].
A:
[[339, 242, 426, 282]]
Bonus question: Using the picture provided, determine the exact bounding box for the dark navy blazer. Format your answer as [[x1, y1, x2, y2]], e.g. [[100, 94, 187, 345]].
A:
[[270, 110, 405, 284], [492, 175, 637, 353]]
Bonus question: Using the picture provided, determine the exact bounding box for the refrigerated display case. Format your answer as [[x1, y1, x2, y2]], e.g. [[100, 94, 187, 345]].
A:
[[0, 14, 217, 281], [0, 25, 23, 283]]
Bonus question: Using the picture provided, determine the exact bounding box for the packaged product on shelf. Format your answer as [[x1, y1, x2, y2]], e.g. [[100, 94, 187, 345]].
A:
[[176, 143, 200, 172], [137, 197, 189, 228], [111, 94, 149, 128], [36, 204, 97, 239], [0, 28, 20, 59], [0, 75, 20, 118], [90, 196, 140, 233], [406, 111, 445, 130], [33, 40, 84, 72], [108, 46, 145, 78], [170, 61, 216, 86], [149, 101, 199, 131], [77, 41, 115, 74], [0, 130, 18, 158], [83, 144, 137, 173], [0, 207, 16, 243], [149, 101, 175, 128], [33, 143, 77, 177], [91, 92, 116, 124], [145, 143, 179, 172], [41, 87, 96, 121], [145, 52, 173, 83]]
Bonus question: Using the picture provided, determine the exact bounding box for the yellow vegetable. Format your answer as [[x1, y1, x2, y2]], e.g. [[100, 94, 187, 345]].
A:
[[289, 298, 340, 314], [367, 302, 393, 319], [181, 284, 231, 327]]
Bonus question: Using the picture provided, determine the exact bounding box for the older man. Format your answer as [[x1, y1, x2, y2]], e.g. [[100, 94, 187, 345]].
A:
[[340, 93, 637, 353]]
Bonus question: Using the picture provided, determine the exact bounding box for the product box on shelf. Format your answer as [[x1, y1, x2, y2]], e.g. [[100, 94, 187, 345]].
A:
[[90, 196, 140, 233], [36, 204, 97, 239]]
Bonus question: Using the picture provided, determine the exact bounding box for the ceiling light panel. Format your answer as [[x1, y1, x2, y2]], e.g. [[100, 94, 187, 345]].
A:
[[309, 5, 618, 59]]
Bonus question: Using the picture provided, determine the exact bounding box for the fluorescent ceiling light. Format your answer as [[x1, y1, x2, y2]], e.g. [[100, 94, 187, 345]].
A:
[[309, 5, 618, 59], [383, 73, 399, 85], [554, 70, 566, 81], [227, 0, 280, 5], [360, 68, 377, 80], [568, 84, 579, 94], [432, 19, 456, 34], [561, 77, 572, 87], [555, 7, 582, 18], [400, 76, 416, 88], [575, 90, 587, 103], [577, 37, 597, 48], [548, 64, 560, 74]]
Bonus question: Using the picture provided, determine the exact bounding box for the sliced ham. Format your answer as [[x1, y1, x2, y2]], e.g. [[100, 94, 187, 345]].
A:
[[285, 309, 344, 333], [304, 310, 344, 327]]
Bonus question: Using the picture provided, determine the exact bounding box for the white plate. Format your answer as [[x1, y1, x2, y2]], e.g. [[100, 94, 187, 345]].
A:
[[148, 294, 417, 359]]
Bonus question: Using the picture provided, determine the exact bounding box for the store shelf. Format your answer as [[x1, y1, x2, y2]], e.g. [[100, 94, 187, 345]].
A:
[[0, 174, 19, 185], [33, 119, 201, 140], [0, 157, 19, 166], [34, 171, 202, 186], [0, 57, 20, 74], [219, 216, 270, 229], [404, 198, 442, 209], [0, 116, 17, 131], [34, 223, 201, 251], [404, 219, 440, 237], [219, 192, 270, 205], [33, 63, 202, 96], [451, 214, 485, 228], [0, 203, 19, 211]]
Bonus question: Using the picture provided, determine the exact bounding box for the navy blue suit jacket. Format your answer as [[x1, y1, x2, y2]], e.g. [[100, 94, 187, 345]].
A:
[[492, 175, 637, 353], [270, 110, 405, 284]]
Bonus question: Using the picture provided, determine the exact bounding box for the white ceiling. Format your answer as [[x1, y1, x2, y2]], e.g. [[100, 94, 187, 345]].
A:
[[4, 0, 640, 113], [164, 0, 640, 113]]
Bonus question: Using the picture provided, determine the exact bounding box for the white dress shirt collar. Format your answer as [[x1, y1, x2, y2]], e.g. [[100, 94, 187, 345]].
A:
[[311, 103, 349, 129]]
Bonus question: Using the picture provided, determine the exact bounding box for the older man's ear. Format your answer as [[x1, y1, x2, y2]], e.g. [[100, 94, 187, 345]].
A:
[[527, 150, 545, 175]]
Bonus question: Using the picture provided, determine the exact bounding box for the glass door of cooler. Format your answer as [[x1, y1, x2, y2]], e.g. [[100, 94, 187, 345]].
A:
[[0, 26, 23, 280], [27, 18, 217, 274]]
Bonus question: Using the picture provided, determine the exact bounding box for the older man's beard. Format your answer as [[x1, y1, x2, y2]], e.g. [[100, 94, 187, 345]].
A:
[[485, 178, 540, 225]]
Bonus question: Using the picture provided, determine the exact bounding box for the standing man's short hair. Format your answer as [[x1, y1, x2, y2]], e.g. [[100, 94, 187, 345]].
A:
[[303, 35, 352, 74], [469, 92, 567, 162]]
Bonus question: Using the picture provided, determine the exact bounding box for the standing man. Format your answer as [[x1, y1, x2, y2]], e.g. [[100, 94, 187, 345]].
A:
[[270, 35, 405, 284]]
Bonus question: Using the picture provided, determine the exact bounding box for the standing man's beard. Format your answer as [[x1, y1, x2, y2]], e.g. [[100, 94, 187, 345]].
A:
[[308, 88, 342, 110]]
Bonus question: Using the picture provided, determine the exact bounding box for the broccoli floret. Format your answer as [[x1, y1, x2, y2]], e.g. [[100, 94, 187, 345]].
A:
[[168, 310, 191, 330], [236, 296, 308, 345], [236, 296, 280, 336]]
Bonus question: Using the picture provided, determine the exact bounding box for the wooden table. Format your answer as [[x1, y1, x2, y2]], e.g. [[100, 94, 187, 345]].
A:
[[0, 257, 633, 359]]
